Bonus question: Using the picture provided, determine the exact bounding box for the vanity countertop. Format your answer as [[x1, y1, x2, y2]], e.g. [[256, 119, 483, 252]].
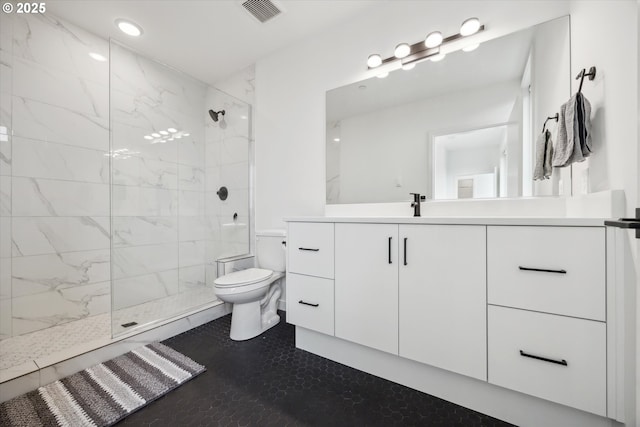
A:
[[283, 216, 610, 227]]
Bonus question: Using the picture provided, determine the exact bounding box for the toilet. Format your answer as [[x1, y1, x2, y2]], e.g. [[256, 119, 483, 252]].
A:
[[214, 230, 286, 341]]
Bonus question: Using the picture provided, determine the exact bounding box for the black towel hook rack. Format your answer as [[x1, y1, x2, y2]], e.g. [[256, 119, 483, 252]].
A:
[[576, 66, 596, 93], [542, 113, 559, 133]]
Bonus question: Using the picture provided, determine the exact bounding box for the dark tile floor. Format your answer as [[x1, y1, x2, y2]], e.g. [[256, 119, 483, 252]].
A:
[[118, 312, 515, 427]]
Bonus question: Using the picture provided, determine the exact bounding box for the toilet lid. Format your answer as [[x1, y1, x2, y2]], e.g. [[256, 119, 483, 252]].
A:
[[214, 268, 273, 287]]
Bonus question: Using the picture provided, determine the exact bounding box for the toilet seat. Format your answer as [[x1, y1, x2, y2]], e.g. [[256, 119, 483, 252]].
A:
[[214, 268, 273, 288]]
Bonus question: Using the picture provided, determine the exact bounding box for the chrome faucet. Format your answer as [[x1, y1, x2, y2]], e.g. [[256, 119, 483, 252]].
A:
[[410, 193, 426, 217]]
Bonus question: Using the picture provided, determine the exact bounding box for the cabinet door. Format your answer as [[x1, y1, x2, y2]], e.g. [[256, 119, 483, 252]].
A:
[[335, 223, 398, 355], [399, 224, 487, 381]]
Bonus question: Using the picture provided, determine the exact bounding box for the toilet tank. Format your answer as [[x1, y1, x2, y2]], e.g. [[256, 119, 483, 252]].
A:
[[256, 229, 286, 272]]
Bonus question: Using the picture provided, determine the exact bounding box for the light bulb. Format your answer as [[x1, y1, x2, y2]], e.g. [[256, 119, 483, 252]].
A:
[[394, 43, 411, 59], [430, 53, 446, 62], [115, 19, 143, 37], [460, 18, 480, 36], [367, 54, 382, 68], [151, 133, 161, 138], [143, 135, 153, 140], [424, 31, 443, 48], [159, 130, 169, 135], [167, 128, 177, 133], [402, 63, 416, 71]]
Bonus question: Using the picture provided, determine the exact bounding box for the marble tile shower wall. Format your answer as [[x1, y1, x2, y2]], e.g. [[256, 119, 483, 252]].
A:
[[205, 88, 250, 265], [0, 12, 251, 341], [0, 13, 111, 339]]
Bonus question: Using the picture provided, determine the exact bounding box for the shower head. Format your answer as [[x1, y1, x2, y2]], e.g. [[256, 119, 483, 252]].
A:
[[209, 109, 225, 122]]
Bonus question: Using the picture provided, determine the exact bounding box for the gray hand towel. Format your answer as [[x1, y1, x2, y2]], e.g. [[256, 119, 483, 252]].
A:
[[552, 92, 592, 167], [534, 129, 554, 180]]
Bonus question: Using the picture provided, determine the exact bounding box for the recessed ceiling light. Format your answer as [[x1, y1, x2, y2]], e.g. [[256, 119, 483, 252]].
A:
[[89, 52, 107, 62], [460, 18, 480, 36], [424, 31, 443, 48], [159, 130, 169, 135], [183, 133, 190, 137], [394, 43, 411, 59], [402, 63, 416, 71], [167, 128, 177, 133], [367, 54, 382, 68], [358, 85, 367, 90], [143, 135, 153, 140], [333, 138, 341, 142], [462, 43, 480, 52], [430, 53, 446, 62], [115, 19, 143, 37], [151, 133, 161, 138]]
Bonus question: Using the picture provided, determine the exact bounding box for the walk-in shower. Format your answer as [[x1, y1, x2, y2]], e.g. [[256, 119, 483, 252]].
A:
[[0, 11, 251, 380]]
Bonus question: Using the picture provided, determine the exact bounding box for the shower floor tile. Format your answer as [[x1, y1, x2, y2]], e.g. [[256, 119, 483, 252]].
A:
[[118, 313, 514, 427], [0, 287, 219, 377]]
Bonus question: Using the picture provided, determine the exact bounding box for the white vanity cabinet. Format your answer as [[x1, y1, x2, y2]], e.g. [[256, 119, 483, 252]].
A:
[[286, 222, 335, 336], [335, 223, 399, 354], [285, 218, 623, 425], [398, 225, 487, 381]]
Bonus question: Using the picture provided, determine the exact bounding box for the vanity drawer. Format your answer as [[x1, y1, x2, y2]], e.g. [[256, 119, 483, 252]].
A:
[[286, 273, 334, 336], [488, 305, 606, 416], [487, 226, 605, 321], [288, 222, 334, 279]]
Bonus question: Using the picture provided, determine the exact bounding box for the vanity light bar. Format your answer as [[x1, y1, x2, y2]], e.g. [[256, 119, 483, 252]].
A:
[[367, 22, 485, 70]]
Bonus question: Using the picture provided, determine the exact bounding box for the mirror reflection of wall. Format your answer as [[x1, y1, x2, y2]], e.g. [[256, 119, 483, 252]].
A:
[[326, 16, 571, 204], [433, 124, 514, 200]]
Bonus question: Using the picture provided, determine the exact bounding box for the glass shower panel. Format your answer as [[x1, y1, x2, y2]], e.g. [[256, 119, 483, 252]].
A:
[[205, 88, 251, 262], [109, 41, 249, 337]]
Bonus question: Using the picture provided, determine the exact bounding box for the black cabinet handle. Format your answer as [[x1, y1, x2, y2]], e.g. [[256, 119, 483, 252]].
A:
[[388, 237, 392, 264], [298, 247, 319, 252], [518, 266, 567, 274], [298, 300, 319, 307], [403, 238, 408, 266], [519, 350, 568, 366]]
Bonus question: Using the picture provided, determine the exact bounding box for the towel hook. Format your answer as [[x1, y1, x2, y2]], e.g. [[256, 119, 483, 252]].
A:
[[576, 66, 596, 93], [542, 113, 559, 133]]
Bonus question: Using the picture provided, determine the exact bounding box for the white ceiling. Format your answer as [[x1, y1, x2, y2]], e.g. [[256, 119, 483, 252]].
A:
[[46, 0, 377, 85]]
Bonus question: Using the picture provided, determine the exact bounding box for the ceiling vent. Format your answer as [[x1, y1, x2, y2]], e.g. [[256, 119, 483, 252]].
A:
[[241, 0, 283, 23]]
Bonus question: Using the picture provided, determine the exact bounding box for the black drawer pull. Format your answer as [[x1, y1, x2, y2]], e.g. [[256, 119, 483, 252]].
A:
[[298, 247, 319, 252], [403, 237, 408, 266], [388, 237, 392, 264], [518, 266, 567, 274], [519, 350, 568, 366], [298, 300, 319, 307]]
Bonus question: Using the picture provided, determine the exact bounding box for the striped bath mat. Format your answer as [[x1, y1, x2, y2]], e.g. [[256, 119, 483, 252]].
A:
[[0, 342, 205, 426]]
